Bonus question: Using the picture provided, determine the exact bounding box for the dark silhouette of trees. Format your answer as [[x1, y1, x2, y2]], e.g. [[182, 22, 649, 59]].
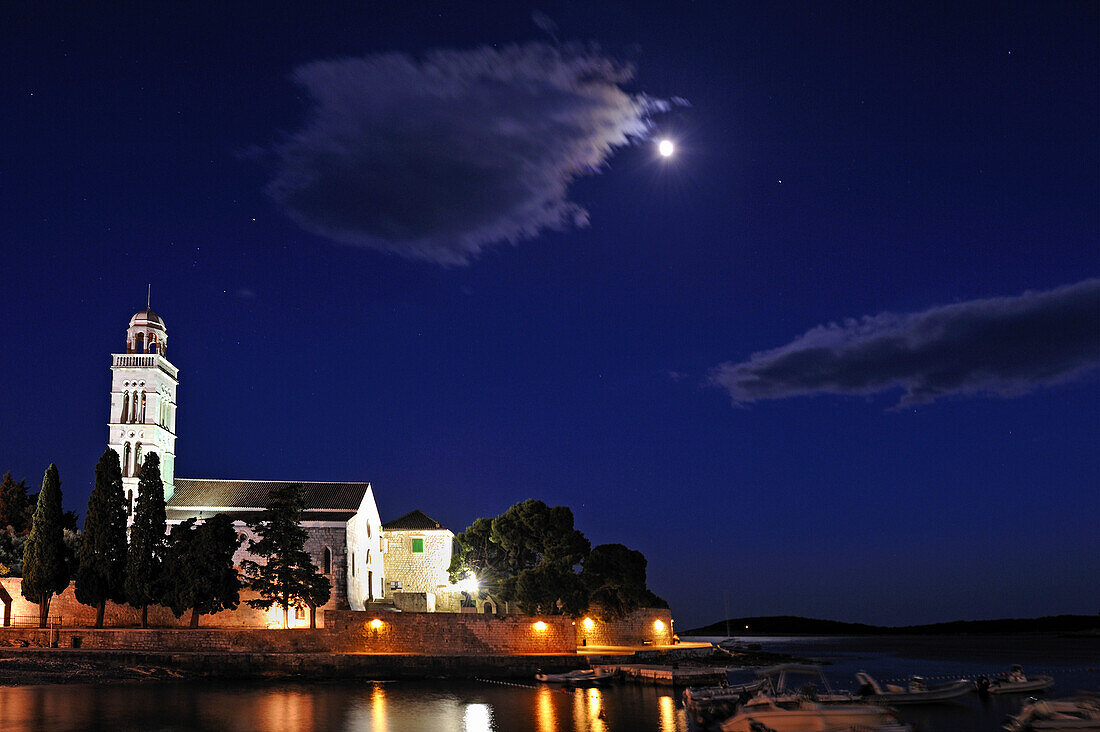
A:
[[161, 515, 243, 627], [20, 464, 69, 627], [125, 453, 167, 628], [241, 483, 330, 628], [75, 449, 128, 627], [0, 473, 30, 532]]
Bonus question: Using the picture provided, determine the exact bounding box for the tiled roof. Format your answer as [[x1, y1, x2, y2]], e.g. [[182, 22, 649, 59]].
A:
[[169, 478, 370, 511], [166, 508, 357, 524], [382, 509, 448, 531]]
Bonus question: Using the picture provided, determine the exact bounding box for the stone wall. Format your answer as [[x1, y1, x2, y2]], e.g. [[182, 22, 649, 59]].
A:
[[574, 608, 675, 647], [0, 577, 319, 629], [382, 527, 453, 594], [0, 611, 576, 655], [326, 611, 575, 655]]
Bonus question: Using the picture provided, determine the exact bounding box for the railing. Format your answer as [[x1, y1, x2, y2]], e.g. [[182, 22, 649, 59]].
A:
[[7, 615, 61, 628], [112, 354, 178, 379]]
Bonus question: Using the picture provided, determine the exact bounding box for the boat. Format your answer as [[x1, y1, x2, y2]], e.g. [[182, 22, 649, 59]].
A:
[[535, 668, 615, 685], [1003, 694, 1100, 731], [753, 663, 855, 704], [717, 695, 908, 732], [853, 671, 973, 704], [682, 680, 769, 727], [978, 665, 1056, 694]]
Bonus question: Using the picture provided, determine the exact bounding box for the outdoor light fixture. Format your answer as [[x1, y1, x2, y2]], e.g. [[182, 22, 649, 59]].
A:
[[370, 618, 384, 629], [583, 617, 594, 630], [533, 621, 547, 631], [654, 619, 665, 632], [455, 574, 479, 594]]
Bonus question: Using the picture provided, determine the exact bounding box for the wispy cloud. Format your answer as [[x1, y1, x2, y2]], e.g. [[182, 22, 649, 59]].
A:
[[709, 279, 1100, 406], [264, 43, 667, 265]]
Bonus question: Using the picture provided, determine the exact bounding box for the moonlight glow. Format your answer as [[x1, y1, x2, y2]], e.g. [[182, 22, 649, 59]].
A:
[[658, 139, 674, 157]]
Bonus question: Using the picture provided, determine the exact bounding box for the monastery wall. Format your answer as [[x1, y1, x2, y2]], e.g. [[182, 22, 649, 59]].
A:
[[325, 611, 575, 654], [574, 608, 675, 647], [0, 578, 333, 628]]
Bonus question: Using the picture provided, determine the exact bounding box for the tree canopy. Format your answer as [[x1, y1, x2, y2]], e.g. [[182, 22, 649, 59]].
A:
[[75, 449, 128, 627], [449, 498, 590, 615], [0, 472, 29, 533], [449, 499, 666, 618], [241, 483, 330, 628], [125, 453, 167, 627], [582, 543, 667, 619], [161, 514, 243, 627], [20, 464, 70, 626]]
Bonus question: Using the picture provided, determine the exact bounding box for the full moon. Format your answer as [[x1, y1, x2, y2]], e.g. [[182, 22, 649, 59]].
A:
[[658, 139, 674, 157]]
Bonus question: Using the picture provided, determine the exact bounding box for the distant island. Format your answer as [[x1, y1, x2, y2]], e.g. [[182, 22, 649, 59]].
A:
[[682, 614, 1100, 637]]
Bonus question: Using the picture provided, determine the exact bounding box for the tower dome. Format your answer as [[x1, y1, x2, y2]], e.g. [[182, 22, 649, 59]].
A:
[[126, 308, 168, 356]]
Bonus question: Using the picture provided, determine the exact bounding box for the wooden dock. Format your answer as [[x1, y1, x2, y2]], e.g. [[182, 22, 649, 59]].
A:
[[595, 663, 728, 686]]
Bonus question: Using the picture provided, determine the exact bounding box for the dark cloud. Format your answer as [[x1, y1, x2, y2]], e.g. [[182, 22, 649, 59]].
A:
[[265, 43, 667, 265], [709, 279, 1100, 406]]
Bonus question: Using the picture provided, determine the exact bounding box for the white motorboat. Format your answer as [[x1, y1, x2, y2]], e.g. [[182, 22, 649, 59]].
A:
[[980, 665, 1056, 694], [753, 663, 855, 704], [1004, 695, 1100, 731], [854, 671, 973, 704], [718, 695, 907, 732], [535, 668, 615, 685]]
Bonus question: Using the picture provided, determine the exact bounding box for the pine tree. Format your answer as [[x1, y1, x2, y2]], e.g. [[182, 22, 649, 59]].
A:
[[75, 449, 128, 627], [125, 453, 167, 628], [160, 515, 242, 627], [241, 483, 330, 628], [21, 464, 70, 627], [0, 472, 30, 533]]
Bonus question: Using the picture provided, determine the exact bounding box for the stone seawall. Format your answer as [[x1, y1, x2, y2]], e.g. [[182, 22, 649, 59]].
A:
[[0, 648, 584, 682]]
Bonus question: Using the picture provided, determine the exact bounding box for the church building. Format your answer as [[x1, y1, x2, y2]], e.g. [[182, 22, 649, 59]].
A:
[[108, 307, 462, 615]]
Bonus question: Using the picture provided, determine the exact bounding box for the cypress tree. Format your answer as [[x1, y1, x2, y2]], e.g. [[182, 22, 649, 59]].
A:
[[241, 483, 330, 628], [21, 464, 69, 627], [75, 449, 128, 627], [125, 453, 166, 628]]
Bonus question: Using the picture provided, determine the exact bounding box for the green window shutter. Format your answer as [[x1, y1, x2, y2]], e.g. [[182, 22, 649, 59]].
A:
[[412, 538, 424, 553]]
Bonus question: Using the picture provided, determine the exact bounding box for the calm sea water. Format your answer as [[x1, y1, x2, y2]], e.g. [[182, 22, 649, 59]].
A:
[[0, 635, 1096, 731]]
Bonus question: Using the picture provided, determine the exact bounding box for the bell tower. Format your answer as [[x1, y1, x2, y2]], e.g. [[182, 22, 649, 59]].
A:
[[108, 300, 178, 515]]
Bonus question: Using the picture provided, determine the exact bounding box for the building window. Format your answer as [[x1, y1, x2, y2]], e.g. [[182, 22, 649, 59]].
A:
[[323, 547, 332, 575], [127, 489, 133, 516], [121, 392, 129, 423], [411, 538, 424, 553], [140, 393, 147, 422], [122, 443, 131, 477], [351, 553, 355, 577], [135, 333, 144, 352], [134, 443, 142, 473], [294, 606, 306, 620]]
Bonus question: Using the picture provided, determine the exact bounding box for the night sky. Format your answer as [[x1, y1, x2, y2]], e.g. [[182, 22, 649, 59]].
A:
[[3, 2, 1097, 629]]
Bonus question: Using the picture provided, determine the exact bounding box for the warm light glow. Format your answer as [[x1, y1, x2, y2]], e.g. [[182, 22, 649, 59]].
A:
[[582, 617, 594, 630], [653, 619, 665, 632], [533, 620, 548, 631], [370, 618, 384, 629], [658, 694, 677, 732], [745, 624, 749, 629], [454, 573, 479, 594], [658, 139, 674, 157]]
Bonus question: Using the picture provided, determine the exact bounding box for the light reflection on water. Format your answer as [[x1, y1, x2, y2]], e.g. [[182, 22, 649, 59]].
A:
[[0, 680, 689, 732]]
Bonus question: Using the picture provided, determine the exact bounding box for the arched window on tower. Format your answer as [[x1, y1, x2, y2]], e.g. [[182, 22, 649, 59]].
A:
[[121, 392, 129, 423], [131, 392, 140, 423], [323, 547, 332, 575], [135, 333, 144, 353], [127, 489, 133, 516], [140, 393, 147, 423], [147, 334, 157, 354], [134, 443, 142, 473], [122, 443, 131, 477]]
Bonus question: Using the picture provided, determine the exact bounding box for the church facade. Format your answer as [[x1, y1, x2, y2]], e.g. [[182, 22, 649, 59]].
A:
[[108, 308, 461, 614]]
